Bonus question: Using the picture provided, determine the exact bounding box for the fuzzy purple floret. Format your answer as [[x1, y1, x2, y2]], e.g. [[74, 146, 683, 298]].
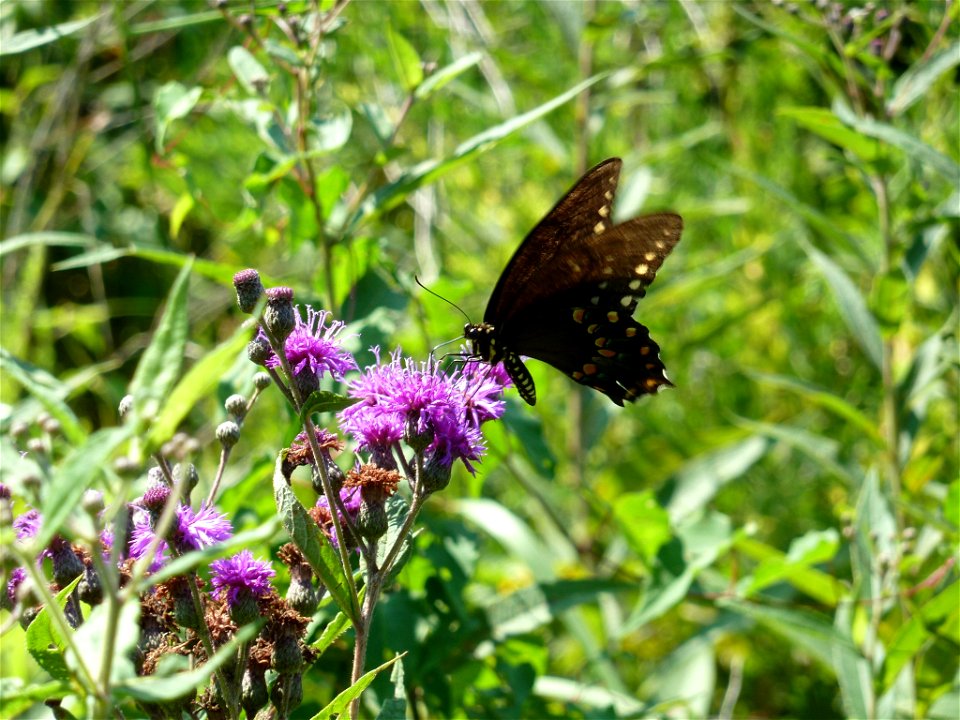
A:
[[261, 306, 357, 380], [209, 550, 275, 606]]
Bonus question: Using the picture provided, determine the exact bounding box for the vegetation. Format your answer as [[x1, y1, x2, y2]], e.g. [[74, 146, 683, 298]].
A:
[[1, 1, 957, 718]]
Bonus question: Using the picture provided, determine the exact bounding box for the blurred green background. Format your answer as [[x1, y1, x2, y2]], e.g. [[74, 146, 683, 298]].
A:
[[1, 0, 957, 718]]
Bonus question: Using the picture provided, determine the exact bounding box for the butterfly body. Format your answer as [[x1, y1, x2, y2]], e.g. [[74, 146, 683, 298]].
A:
[[466, 158, 682, 406]]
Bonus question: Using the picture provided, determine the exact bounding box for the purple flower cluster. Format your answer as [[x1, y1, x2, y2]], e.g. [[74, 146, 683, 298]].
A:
[[338, 349, 509, 473], [260, 306, 356, 381], [210, 550, 275, 606], [313, 488, 363, 547], [129, 498, 233, 569]]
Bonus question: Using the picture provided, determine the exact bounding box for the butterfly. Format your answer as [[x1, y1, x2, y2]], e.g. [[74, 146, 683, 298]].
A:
[[464, 158, 682, 406]]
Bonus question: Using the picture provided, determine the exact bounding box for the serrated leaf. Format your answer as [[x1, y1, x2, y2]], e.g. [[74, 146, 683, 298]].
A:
[[803, 241, 883, 370], [310, 654, 404, 720], [25, 577, 83, 683], [114, 622, 260, 701], [300, 390, 361, 421], [386, 29, 423, 92], [228, 46, 269, 94], [273, 453, 358, 623], [888, 41, 960, 116], [128, 259, 194, 430]]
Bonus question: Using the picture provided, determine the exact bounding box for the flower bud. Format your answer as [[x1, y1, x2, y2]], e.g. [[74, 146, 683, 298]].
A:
[[253, 372, 272, 390], [9, 420, 29, 442], [421, 453, 452, 494], [228, 591, 261, 626], [172, 463, 199, 494], [247, 336, 273, 366], [271, 631, 303, 675], [225, 394, 247, 419], [50, 540, 84, 587], [78, 563, 103, 606], [216, 421, 240, 449], [293, 368, 319, 399], [147, 466, 166, 486], [270, 672, 303, 715], [26, 438, 45, 456], [81, 490, 104, 516], [263, 287, 296, 345], [40, 416, 61, 436], [233, 269, 265, 314], [286, 575, 319, 616], [118, 394, 134, 418], [404, 417, 433, 452], [357, 499, 387, 542], [241, 666, 269, 717]]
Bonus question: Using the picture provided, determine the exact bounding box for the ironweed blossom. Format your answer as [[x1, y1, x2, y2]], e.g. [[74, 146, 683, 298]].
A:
[[259, 306, 357, 382], [129, 502, 233, 569], [210, 550, 275, 606], [338, 349, 509, 473]]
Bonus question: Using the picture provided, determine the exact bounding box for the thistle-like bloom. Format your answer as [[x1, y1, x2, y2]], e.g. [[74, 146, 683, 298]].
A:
[[13, 509, 41, 541], [129, 502, 233, 569], [210, 550, 275, 606], [338, 349, 509, 473], [6, 567, 26, 606], [259, 306, 356, 382]]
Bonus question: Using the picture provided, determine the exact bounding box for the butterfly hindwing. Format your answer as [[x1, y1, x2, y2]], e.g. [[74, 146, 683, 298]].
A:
[[466, 158, 682, 406]]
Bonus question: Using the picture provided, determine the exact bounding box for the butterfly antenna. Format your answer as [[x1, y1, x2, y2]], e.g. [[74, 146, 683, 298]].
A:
[[415, 275, 472, 323]]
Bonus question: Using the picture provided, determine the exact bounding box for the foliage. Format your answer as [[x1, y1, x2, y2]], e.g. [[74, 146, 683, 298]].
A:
[[1, 0, 957, 718]]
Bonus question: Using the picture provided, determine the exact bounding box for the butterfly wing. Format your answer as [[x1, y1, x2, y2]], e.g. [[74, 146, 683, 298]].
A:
[[484, 158, 624, 325], [499, 214, 682, 405]]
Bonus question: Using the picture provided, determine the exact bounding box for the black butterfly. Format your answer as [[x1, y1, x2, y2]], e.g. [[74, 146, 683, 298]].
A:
[[465, 158, 682, 406]]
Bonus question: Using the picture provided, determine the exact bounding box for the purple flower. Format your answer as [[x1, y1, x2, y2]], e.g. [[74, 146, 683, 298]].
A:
[[338, 349, 508, 473], [312, 488, 362, 547], [260, 306, 356, 381], [13, 509, 41, 541], [6, 567, 26, 606], [129, 503, 233, 570], [210, 550, 275, 606]]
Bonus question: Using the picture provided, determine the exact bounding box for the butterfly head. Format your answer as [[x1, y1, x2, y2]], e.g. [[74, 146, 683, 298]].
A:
[[464, 322, 499, 363]]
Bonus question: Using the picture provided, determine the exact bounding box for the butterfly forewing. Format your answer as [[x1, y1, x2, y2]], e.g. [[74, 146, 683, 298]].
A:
[[485, 159, 624, 325], [469, 158, 682, 406]]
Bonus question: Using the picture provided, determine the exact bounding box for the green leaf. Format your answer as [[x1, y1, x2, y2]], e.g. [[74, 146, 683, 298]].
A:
[[833, 99, 960, 185], [376, 657, 408, 719], [882, 582, 958, 688], [415, 51, 483, 100], [114, 622, 260, 701], [0, 679, 72, 718], [70, 598, 139, 688], [501, 406, 556, 478], [300, 390, 361, 422], [644, 635, 715, 718], [228, 46, 269, 94], [145, 325, 251, 452], [310, 654, 405, 720], [39, 427, 131, 548], [453, 499, 555, 582], [734, 534, 845, 606], [533, 676, 646, 716], [833, 600, 874, 719], [386, 29, 423, 92], [614, 490, 671, 564], [308, 101, 353, 154], [624, 512, 732, 632], [0, 349, 85, 446], [312, 609, 353, 656], [273, 453, 358, 623], [153, 82, 203, 151], [802, 241, 883, 370], [888, 40, 960, 116], [169, 193, 195, 240], [128, 259, 193, 432], [349, 73, 608, 230], [738, 529, 841, 600], [0, 14, 102, 56], [747, 371, 884, 445], [0, 231, 96, 256], [778, 106, 880, 162], [663, 436, 769, 523], [25, 577, 82, 683]]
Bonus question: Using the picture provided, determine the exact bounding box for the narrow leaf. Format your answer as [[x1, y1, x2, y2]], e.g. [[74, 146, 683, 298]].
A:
[[888, 41, 960, 116], [311, 654, 404, 720], [228, 46, 269, 94], [128, 259, 194, 429], [778, 106, 880, 161], [802, 242, 883, 369], [0, 14, 101, 56], [386, 29, 423, 91], [415, 51, 483, 100], [300, 390, 361, 421], [153, 82, 202, 151], [614, 490, 671, 563]]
